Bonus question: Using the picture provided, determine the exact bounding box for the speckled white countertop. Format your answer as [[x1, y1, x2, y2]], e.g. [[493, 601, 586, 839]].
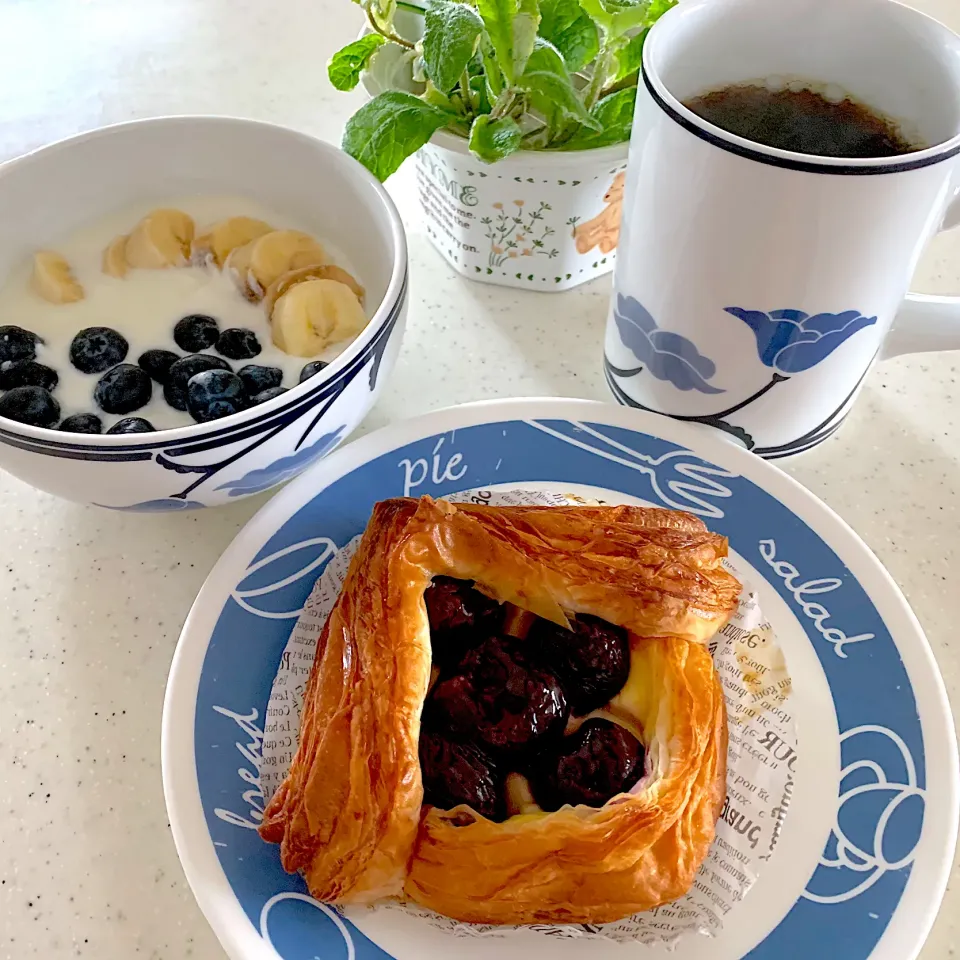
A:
[[0, 0, 957, 957]]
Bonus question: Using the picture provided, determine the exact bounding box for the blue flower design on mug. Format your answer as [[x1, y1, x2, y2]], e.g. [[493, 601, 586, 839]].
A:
[[724, 307, 877, 374], [614, 295, 724, 394]]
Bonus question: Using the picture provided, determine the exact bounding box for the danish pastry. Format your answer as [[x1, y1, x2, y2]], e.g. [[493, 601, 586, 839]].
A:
[[259, 496, 741, 925]]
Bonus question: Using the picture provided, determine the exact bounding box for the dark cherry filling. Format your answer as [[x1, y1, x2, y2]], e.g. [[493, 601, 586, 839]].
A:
[[420, 578, 642, 818], [423, 576, 503, 669], [426, 635, 569, 758], [531, 717, 645, 811], [419, 729, 503, 821], [527, 614, 631, 716]]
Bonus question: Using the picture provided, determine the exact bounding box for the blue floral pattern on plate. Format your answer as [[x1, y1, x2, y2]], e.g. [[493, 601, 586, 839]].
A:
[[613, 295, 725, 394], [724, 307, 877, 373]]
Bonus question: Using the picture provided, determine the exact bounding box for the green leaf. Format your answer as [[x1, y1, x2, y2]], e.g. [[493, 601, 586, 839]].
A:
[[612, 26, 647, 81], [524, 36, 567, 73], [521, 70, 601, 129], [578, 0, 654, 37], [513, 0, 541, 76], [648, 0, 677, 18], [468, 114, 524, 161], [423, 80, 457, 109], [327, 35, 386, 91], [469, 72, 493, 113], [422, 0, 484, 93], [519, 45, 599, 131], [562, 86, 635, 148], [477, 0, 541, 84], [538, 0, 599, 71], [342, 91, 454, 180]]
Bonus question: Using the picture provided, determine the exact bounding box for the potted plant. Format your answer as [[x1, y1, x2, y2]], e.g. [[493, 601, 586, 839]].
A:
[[328, 0, 674, 290]]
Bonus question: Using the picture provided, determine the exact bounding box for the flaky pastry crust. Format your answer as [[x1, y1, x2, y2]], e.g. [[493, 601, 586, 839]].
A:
[[260, 496, 739, 924]]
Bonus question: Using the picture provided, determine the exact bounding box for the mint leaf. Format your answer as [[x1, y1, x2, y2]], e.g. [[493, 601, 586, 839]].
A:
[[521, 70, 601, 129], [578, 0, 654, 37], [612, 27, 647, 81], [342, 91, 453, 180], [513, 0, 541, 76], [524, 36, 567, 73], [520, 43, 599, 131], [327, 35, 386, 91], [477, 0, 541, 84], [562, 86, 635, 148], [468, 114, 523, 161], [538, 0, 599, 71], [648, 0, 677, 17], [422, 0, 484, 94]]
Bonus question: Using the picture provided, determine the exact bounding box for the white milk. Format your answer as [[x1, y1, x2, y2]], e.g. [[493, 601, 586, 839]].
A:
[[0, 196, 363, 430]]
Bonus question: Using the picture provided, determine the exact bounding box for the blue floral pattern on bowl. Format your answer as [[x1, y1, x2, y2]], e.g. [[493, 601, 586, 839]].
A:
[[612, 295, 724, 394], [723, 307, 878, 374], [215, 427, 347, 497], [99, 498, 207, 512]]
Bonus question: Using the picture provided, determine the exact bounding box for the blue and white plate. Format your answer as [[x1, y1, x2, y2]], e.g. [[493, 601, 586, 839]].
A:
[[162, 398, 958, 960]]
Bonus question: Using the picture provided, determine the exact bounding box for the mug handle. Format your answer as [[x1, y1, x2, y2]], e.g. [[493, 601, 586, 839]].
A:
[[883, 193, 960, 358]]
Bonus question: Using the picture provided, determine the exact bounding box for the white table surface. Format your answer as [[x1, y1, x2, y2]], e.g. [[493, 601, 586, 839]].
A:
[[0, 0, 958, 957]]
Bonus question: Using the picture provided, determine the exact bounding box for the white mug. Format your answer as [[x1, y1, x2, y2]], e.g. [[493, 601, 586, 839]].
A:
[[604, 0, 960, 458]]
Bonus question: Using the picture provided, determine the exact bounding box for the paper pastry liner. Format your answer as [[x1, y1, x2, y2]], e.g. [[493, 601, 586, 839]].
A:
[[259, 490, 797, 946]]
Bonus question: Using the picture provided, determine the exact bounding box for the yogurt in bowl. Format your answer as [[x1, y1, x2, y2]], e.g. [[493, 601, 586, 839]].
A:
[[0, 116, 407, 509], [0, 195, 367, 432]]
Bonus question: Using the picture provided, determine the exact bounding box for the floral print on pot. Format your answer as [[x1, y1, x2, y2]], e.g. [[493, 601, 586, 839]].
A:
[[416, 131, 628, 292]]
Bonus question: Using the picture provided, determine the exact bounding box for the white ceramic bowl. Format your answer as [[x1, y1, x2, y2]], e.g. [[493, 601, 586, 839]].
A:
[[0, 116, 407, 510]]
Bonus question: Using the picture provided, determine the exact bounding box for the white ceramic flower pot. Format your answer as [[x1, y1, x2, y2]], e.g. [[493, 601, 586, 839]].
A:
[[359, 17, 630, 292], [416, 132, 628, 291]]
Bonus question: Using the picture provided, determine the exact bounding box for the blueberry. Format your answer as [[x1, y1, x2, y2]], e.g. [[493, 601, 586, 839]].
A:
[[0, 325, 42, 364], [0, 386, 60, 427], [299, 360, 329, 383], [0, 360, 58, 392], [164, 354, 231, 411], [251, 386, 288, 404], [216, 328, 261, 360], [174, 314, 219, 352], [186, 369, 249, 423], [138, 349, 180, 385], [58, 413, 103, 434], [238, 364, 282, 395], [70, 327, 129, 374], [107, 417, 155, 435], [94, 364, 152, 414]]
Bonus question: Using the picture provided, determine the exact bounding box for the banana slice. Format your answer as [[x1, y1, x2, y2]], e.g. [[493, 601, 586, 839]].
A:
[[31, 251, 84, 303], [102, 235, 129, 278], [124, 208, 195, 269], [224, 239, 260, 301], [263, 263, 365, 316], [247, 230, 327, 295], [192, 216, 273, 267], [270, 278, 368, 357]]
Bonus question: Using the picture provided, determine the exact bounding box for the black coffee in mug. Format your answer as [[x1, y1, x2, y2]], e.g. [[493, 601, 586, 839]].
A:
[[683, 83, 920, 158]]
